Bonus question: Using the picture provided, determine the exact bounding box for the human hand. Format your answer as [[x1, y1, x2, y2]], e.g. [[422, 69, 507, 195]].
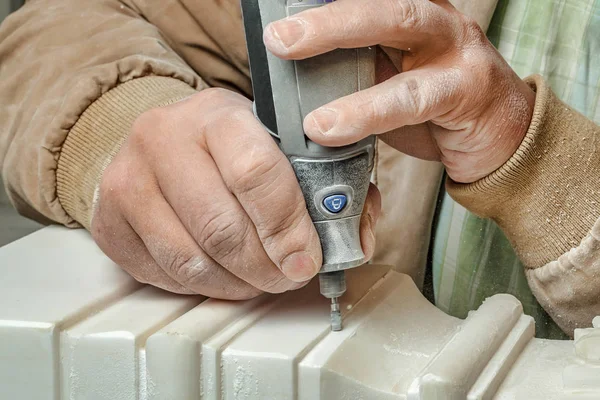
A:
[[263, 0, 535, 183], [91, 88, 381, 299]]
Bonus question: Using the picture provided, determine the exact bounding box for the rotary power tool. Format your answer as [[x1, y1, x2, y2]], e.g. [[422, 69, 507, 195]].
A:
[[241, 0, 376, 331]]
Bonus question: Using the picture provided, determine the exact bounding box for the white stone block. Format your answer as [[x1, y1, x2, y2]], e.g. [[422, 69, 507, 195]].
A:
[[2, 227, 600, 400], [0, 227, 141, 400]]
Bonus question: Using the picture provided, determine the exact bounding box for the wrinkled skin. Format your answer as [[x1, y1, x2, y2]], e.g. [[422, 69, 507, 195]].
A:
[[93, 0, 533, 298], [264, 0, 535, 183], [92, 88, 381, 298]]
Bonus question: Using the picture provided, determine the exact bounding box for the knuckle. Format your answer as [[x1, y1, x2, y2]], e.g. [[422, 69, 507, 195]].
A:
[[130, 107, 173, 154], [163, 248, 254, 298], [197, 209, 252, 260], [477, 62, 501, 95], [230, 150, 284, 196], [204, 104, 254, 141], [396, 77, 425, 119], [197, 88, 252, 115], [131, 108, 163, 141], [164, 247, 211, 284], [218, 106, 252, 127], [161, 246, 196, 276], [462, 50, 500, 94], [480, 56, 503, 82], [196, 87, 232, 104], [259, 205, 308, 247], [459, 15, 487, 46], [389, 0, 421, 31]]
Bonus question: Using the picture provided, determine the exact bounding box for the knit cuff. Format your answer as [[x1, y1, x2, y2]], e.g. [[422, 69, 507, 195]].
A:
[[447, 74, 600, 268], [56, 77, 197, 230]]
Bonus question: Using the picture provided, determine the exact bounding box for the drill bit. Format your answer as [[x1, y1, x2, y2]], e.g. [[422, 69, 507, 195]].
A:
[[330, 297, 342, 331]]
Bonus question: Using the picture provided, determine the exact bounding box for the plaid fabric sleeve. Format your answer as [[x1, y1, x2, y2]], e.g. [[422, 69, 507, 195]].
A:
[[431, 0, 600, 340]]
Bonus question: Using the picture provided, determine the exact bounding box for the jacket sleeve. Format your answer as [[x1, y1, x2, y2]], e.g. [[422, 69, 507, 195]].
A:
[[447, 75, 600, 335], [0, 0, 214, 228]]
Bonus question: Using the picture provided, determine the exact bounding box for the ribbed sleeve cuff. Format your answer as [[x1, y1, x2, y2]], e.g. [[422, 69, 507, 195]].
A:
[[447, 74, 600, 268], [56, 76, 197, 229]]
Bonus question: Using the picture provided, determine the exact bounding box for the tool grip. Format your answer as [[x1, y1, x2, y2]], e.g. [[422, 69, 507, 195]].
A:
[[241, 0, 376, 274], [291, 151, 371, 272]]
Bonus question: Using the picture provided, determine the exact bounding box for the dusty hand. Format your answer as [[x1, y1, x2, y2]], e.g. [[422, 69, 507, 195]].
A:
[[264, 0, 535, 183], [91, 89, 380, 299]]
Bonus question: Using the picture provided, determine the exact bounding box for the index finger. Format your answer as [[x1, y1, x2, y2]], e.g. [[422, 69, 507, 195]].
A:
[[201, 99, 323, 283], [263, 0, 455, 59]]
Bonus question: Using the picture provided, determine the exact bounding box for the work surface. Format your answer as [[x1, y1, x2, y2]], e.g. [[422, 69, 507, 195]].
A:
[[0, 226, 599, 400]]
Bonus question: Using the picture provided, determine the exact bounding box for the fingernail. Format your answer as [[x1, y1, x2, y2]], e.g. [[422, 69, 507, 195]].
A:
[[264, 19, 305, 53], [307, 108, 338, 135], [281, 251, 319, 282]]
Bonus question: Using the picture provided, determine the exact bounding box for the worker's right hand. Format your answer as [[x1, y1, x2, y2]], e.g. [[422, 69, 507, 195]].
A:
[[90, 88, 381, 299]]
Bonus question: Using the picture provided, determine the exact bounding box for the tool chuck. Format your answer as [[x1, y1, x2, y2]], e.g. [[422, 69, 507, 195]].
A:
[[319, 271, 346, 331]]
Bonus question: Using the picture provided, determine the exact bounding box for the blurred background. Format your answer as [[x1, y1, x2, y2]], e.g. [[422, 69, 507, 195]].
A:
[[0, 0, 42, 247], [0, 1, 23, 21]]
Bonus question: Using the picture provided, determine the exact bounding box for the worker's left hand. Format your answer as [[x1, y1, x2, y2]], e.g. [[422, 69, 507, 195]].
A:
[[263, 0, 536, 183]]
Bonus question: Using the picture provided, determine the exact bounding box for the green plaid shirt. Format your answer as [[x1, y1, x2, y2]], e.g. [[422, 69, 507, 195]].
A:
[[432, 0, 600, 340]]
